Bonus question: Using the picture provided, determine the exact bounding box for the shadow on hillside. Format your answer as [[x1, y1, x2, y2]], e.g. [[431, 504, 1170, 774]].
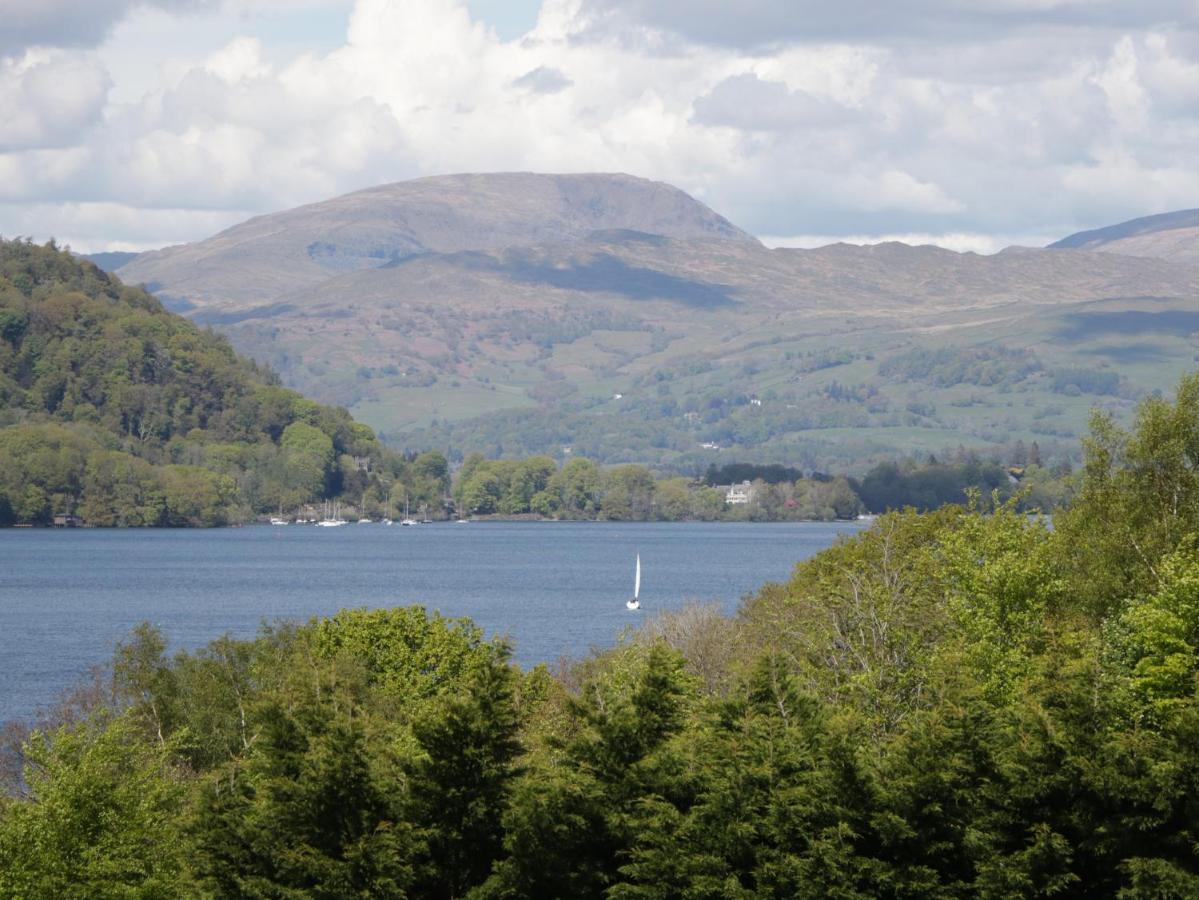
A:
[[1056, 308, 1199, 340], [460, 252, 739, 308]]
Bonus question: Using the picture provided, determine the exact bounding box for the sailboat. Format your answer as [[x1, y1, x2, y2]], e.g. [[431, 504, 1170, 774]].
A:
[[400, 495, 418, 526], [626, 554, 641, 610], [317, 499, 346, 527]]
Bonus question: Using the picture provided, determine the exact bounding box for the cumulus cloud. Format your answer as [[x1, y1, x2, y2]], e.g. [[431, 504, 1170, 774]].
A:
[[0, 51, 111, 151], [0, 0, 217, 57], [3, 0, 1199, 252], [692, 73, 863, 130]]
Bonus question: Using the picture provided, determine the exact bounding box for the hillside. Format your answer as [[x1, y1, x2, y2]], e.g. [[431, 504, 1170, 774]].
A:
[[111, 179, 1199, 471], [1049, 208, 1199, 262], [117, 172, 756, 309], [0, 239, 448, 526]]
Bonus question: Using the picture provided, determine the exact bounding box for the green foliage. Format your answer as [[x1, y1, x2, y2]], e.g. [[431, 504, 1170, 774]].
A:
[[0, 713, 189, 898], [191, 680, 418, 898], [1052, 366, 1122, 396], [705, 462, 804, 486], [879, 345, 1041, 388], [935, 499, 1063, 699], [307, 606, 499, 708], [854, 458, 1014, 513], [487, 644, 695, 897], [409, 653, 521, 897], [1107, 548, 1199, 724], [0, 238, 409, 526], [1055, 373, 1199, 614]]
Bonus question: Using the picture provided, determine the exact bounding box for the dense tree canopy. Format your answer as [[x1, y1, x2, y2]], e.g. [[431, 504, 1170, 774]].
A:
[[0, 239, 448, 525]]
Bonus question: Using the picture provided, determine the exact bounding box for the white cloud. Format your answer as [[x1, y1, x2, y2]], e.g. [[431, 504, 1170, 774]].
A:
[[204, 36, 271, 83], [761, 231, 1057, 254], [0, 51, 111, 151], [692, 73, 864, 131], [0, 201, 249, 251], [1093, 36, 1150, 130], [2, 0, 1199, 253]]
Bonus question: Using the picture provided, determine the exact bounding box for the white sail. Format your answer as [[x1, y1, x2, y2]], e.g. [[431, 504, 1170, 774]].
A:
[[626, 554, 642, 610]]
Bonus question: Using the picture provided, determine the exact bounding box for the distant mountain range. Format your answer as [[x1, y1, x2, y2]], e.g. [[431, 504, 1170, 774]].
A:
[[91, 176, 1199, 471], [1049, 208, 1199, 262]]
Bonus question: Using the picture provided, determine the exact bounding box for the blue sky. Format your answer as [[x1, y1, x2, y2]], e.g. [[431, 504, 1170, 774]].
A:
[[465, 0, 541, 40], [1, 0, 1196, 252]]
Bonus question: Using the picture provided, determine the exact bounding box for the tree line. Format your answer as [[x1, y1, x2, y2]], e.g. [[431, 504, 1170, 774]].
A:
[[451, 453, 1072, 522], [5, 375, 1199, 895]]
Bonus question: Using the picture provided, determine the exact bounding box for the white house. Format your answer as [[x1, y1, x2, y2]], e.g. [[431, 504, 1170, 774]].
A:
[[725, 481, 754, 505]]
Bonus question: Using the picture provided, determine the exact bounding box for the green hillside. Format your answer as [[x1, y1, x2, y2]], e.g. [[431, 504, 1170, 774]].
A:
[[397, 291, 1199, 472], [0, 239, 446, 526]]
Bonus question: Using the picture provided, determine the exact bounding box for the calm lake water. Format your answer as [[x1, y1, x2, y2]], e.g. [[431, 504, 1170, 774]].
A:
[[0, 521, 866, 724]]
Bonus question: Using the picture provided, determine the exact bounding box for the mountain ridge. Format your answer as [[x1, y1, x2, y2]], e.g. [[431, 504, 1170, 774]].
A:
[[117, 172, 757, 309], [106, 178, 1199, 469], [1049, 209, 1199, 262]]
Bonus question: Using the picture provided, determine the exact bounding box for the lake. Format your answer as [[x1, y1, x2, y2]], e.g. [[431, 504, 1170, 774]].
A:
[[0, 520, 866, 724]]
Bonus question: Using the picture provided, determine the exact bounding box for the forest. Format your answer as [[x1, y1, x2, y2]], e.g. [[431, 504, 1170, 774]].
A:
[[0, 239, 449, 526], [4, 375, 1199, 896]]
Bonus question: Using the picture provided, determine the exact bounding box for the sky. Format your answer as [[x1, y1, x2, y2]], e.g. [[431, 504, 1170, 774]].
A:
[[1, 0, 1197, 254]]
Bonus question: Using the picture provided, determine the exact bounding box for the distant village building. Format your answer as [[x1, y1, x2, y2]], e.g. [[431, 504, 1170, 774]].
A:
[[749, 397, 762, 406], [700, 441, 720, 450], [725, 481, 754, 505], [52, 514, 83, 527], [353, 456, 372, 473]]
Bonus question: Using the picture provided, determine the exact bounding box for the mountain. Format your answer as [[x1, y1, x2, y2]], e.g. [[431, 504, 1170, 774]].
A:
[[81, 250, 141, 272], [117, 173, 755, 310], [1049, 209, 1199, 262], [111, 180, 1199, 471], [0, 239, 446, 526]]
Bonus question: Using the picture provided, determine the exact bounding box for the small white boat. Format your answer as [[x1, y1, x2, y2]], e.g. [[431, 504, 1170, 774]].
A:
[[382, 518, 393, 526], [357, 518, 372, 524], [269, 517, 288, 526], [316, 500, 346, 526], [400, 496, 418, 526], [456, 518, 470, 524], [626, 554, 641, 611]]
